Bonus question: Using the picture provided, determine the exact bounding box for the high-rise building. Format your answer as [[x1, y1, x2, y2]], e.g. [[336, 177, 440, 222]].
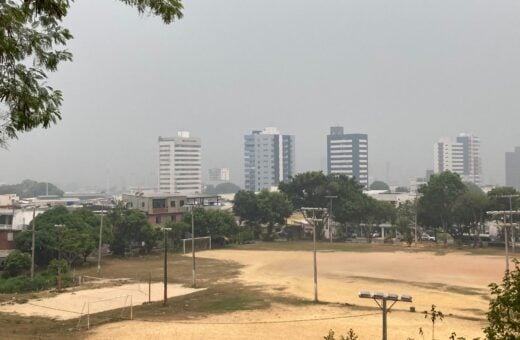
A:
[[158, 131, 202, 194], [506, 147, 520, 190], [244, 127, 295, 192], [433, 133, 481, 185], [326, 127, 369, 187], [208, 168, 230, 182]]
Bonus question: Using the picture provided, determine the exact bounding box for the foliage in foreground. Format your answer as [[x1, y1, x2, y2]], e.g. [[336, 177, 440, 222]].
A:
[[0, 0, 183, 145], [484, 259, 520, 340], [323, 328, 358, 340]]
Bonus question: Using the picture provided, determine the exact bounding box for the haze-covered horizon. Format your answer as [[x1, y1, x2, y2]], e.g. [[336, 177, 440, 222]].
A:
[[1, 0, 519, 190]]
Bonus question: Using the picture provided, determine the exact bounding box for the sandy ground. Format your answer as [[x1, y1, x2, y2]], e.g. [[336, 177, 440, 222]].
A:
[[0, 283, 203, 320], [87, 249, 509, 339]]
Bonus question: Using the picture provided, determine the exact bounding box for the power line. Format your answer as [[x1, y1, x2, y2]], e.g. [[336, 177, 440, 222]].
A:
[[134, 312, 381, 325]]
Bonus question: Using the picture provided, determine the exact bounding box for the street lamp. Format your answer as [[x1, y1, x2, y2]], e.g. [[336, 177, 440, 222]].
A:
[[54, 224, 65, 290], [359, 291, 413, 340], [325, 196, 337, 243], [162, 227, 172, 305]]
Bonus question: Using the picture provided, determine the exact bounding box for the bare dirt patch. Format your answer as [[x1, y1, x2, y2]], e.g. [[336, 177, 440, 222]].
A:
[[87, 247, 510, 339], [0, 282, 204, 320]]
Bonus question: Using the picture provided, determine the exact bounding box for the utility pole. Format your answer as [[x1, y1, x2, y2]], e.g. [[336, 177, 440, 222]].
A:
[[162, 227, 171, 305], [97, 202, 104, 274], [504, 210, 509, 272], [30, 205, 38, 280], [325, 196, 337, 243], [54, 224, 65, 291], [191, 204, 196, 288]]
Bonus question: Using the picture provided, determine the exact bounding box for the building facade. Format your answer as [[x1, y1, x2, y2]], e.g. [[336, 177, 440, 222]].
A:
[[158, 131, 202, 195], [326, 127, 369, 187], [506, 147, 520, 190], [433, 133, 481, 185], [244, 127, 295, 192], [122, 193, 187, 225], [208, 168, 230, 182]]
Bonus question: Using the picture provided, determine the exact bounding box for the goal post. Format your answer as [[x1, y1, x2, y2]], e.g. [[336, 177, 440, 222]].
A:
[[182, 236, 212, 254], [77, 294, 133, 330]]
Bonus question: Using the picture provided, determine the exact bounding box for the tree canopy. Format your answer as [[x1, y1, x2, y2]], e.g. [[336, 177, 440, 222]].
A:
[[369, 181, 390, 191], [0, 179, 63, 198], [418, 171, 467, 244], [15, 206, 104, 266], [205, 182, 241, 195], [0, 0, 183, 145]]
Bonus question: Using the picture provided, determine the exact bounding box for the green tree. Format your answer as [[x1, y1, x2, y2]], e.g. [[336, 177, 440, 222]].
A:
[[2, 250, 31, 278], [487, 187, 520, 211], [233, 190, 259, 225], [0, 0, 183, 145], [396, 201, 416, 246], [279, 172, 369, 240], [369, 181, 390, 191], [182, 209, 238, 238], [484, 259, 520, 339], [107, 204, 159, 256], [452, 191, 489, 245], [395, 186, 410, 193], [214, 182, 241, 194], [418, 171, 467, 245], [15, 206, 101, 266], [0, 179, 63, 198], [256, 190, 293, 240]]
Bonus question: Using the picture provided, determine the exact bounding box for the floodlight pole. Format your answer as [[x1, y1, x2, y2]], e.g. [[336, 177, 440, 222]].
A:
[[359, 292, 412, 340]]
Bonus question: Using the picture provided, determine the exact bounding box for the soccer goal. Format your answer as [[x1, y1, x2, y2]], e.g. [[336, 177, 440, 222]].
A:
[[77, 295, 133, 330], [182, 236, 212, 254]]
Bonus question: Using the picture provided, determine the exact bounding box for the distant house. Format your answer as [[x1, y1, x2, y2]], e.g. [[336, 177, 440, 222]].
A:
[[122, 193, 222, 225]]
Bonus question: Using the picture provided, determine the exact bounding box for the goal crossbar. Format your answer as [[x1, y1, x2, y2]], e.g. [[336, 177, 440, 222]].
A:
[[181, 236, 212, 254]]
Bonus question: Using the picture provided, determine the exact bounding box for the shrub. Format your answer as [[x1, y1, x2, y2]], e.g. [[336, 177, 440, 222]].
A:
[[0, 272, 72, 294], [47, 259, 69, 275], [2, 250, 31, 278]]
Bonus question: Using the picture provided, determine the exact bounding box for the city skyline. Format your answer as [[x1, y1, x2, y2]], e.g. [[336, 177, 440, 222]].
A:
[[1, 0, 519, 190]]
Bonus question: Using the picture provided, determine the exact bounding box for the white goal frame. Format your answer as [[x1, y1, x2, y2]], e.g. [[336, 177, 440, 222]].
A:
[[182, 236, 212, 254], [77, 294, 133, 330]]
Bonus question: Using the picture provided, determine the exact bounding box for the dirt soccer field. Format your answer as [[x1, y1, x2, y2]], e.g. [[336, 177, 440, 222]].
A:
[[87, 248, 509, 340]]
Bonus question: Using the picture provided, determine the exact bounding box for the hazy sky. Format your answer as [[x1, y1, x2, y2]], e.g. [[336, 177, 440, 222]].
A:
[[1, 0, 520, 190]]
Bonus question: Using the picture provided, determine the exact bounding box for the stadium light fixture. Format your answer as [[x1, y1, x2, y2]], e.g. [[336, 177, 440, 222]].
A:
[[358, 291, 413, 340]]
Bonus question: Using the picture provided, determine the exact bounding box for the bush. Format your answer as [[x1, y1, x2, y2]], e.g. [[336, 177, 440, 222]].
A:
[[0, 272, 73, 293], [2, 250, 31, 278], [47, 259, 69, 275]]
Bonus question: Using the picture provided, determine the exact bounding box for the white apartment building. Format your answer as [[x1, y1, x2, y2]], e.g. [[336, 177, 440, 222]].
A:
[[326, 127, 369, 187], [158, 131, 202, 195], [244, 127, 295, 192], [433, 133, 481, 185]]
